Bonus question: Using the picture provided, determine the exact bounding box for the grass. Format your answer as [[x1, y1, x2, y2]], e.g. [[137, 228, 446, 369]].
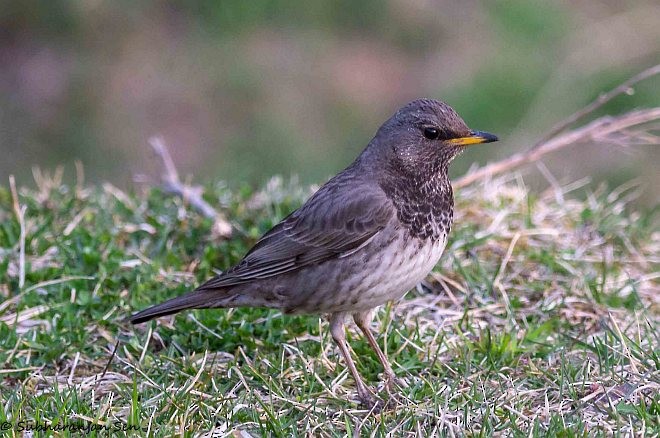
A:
[[0, 171, 658, 436]]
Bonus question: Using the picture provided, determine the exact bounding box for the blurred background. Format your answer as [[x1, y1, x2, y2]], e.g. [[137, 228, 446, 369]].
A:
[[1, 0, 658, 203]]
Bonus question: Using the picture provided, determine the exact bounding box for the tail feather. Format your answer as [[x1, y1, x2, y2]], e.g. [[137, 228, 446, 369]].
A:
[[130, 289, 224, 324]]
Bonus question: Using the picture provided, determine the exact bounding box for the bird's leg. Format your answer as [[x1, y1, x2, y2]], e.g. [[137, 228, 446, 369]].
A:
[[353, 310, 401, 387], [329, 312, 376, 407]]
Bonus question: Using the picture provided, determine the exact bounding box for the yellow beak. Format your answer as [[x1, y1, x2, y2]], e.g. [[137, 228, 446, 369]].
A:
[[448, 130, 498, 146]]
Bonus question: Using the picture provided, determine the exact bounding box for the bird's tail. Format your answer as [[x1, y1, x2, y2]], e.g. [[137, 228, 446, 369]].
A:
[[130, 289, 233, 324]]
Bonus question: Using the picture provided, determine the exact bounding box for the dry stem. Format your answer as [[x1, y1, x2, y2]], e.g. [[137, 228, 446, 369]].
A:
[[148, 137, 232, 238], [455, 64, 660, 189], [9, 175, 26, 289], [535, 64, 660, 147], [455, 108, 660, 189]]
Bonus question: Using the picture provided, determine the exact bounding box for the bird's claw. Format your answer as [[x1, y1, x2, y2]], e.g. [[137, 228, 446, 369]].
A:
[[357, 389, 383, 412], [384, 373, 408, 391]]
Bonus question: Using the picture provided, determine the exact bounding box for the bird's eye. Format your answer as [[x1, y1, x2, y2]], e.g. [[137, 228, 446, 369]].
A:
[[423, 127, 440, 140]]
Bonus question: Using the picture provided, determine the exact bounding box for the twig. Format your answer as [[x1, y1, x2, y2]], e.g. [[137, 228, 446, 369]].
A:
[[94, 340, 120, 394], [9, 175, 26, 290], [534, 64, 660, 147], [455, 65, 660, 189], [455, 107, 660, 189], [148, 136, 232, 238]]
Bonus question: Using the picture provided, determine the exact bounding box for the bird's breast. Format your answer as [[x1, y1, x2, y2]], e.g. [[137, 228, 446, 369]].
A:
[[351, 229, 447, 309], [278, 226, 448, 314]]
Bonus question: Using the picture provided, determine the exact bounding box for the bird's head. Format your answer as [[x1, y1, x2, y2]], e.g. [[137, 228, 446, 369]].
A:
[[363, 98, 498, 176]]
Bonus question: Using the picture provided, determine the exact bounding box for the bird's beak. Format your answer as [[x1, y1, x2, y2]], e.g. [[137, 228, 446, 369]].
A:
[[448, 130, 498, 147]]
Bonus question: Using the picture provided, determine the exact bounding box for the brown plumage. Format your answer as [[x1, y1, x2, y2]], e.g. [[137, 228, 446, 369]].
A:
[[130, 98, 497, 406]]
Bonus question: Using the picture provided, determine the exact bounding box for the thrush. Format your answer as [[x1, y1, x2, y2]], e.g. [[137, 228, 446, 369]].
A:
[[130, 98, 497, 406]]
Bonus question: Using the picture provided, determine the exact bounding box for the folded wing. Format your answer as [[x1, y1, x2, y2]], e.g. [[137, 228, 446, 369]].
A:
[[197, 172, 393, 290]]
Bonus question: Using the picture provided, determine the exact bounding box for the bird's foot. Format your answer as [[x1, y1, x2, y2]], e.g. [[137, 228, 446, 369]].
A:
[[357, 388, 383, 412], [376, 373, 409, 408], [383, 373, 408, 391]]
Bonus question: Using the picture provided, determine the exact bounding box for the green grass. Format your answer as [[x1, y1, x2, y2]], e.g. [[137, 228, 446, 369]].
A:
[[0, 174, 657, 436]]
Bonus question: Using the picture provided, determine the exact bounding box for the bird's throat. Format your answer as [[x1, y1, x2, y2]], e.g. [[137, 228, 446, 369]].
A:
[[379, 170, 454, 241]]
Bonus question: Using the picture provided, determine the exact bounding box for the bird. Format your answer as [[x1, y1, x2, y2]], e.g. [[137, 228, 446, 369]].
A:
[[130, 98, 497, 406]]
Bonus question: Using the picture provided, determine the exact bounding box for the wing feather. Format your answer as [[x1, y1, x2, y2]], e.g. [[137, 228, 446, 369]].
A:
[[196, 170, 393, 290]]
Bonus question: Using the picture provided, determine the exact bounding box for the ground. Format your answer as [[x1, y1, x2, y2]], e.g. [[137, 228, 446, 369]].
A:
[[0, 173, 658, 436]]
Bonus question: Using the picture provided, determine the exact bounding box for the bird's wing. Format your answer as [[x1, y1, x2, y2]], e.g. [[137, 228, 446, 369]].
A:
[[196, 174, 393, 290]]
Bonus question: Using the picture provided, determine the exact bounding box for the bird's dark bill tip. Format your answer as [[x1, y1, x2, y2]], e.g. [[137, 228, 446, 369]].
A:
[[449, 130, 498, 146], [471, 130, 498, 143]]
